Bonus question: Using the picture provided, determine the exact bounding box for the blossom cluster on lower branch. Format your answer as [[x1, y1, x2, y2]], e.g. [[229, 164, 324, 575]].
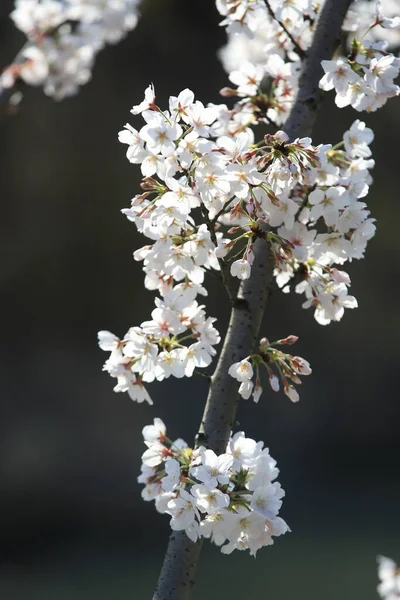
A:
[[378, 556, 400, 599], [229, 334, 311, 403], [139, 418, 289, 556]]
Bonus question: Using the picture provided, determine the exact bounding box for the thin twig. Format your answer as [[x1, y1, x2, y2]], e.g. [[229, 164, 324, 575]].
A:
[[194, 370, 212, 380], [263, 0, 307, 59]]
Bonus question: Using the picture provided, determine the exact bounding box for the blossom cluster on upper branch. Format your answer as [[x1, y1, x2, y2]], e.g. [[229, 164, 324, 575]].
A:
[[1, 0, 141, 99], [217, 0, 400, 122], [98, 82, 377, 404]]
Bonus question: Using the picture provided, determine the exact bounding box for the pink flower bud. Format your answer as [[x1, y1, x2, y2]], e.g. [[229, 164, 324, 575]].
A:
[[277, 335, 299, 345], [220, 87, 239, 97], [274, 130, 289, 144]]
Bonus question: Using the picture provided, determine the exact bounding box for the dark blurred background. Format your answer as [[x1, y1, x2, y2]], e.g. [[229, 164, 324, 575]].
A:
[[1, 1, 399, 598]]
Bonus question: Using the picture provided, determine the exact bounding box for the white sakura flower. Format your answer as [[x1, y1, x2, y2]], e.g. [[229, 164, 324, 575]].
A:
[[365, 54, 400, 95], [228, 61, 264, 95], [200, 509, 235, 546], [179, 343, 213, 377], [230, 259, 251, 280], [330, 269, 351, 285], [141, 152, 167, 178], [260, 193, 300, 229], [98, 330, 120, 351], [140, 111, 182, 157], [197, 316, 221, 354], [308, 186, 348, 228], [319, 58, 358, 94], [185, 521, 201, 543], [155, 350, 185, 380], [336, 201, 368, 234], [246, 451, 279, 490], [19, 46, 49, 86], [250, 484, 284, 519], [123, 329, 158, 373], [227, 432, 260, 470], [118, 123, 147, 162], [141, 306, 185, 338], [228, 359, 254, 382], [191, 449, 233, 488], [167, 489, 200, 532], [142, 418, 166, 444], [377, 555, 400, 599], [191, 484, 230, 514], [155, 491, 175, 514], [216, 131, 252, 161], [226, 162, 263, 199], [278, 222, 316, 262], [313, 233, 353, 264], [185, 101, 218, 137], [163, 178, 200, 210], [335, 77, 370, 110], [376, 0, 400, 29], [343, 120, 374, 158], [228, 508, 267, 543], [162, 458, 181, 492], [142, 441, 168, 467], [214, 240, 232, 258], [131, 83, 156, 115], [176, 130, 213, 169], [195, 164, 231, 204], [127, 380, 153, 405], [169, 88, 195, 121], [141, 483, 162, 502]]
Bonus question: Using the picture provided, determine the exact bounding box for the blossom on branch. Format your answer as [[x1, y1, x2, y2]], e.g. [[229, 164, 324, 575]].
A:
[[98, 81, 379, 403], [229, 334, 311, 403], [377, 555, 400, 600], [138, 419, 290, 556], [1, 0, 142, 100]]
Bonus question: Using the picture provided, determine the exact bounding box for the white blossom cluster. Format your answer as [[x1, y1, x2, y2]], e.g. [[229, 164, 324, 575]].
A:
[[272, 119, 376, 325], [98, 85, 377, 403], [229, 334, 311, 403], [217, 0, 399, 125], [378, 556, 400, 600], [217, 0, 319, 126], [98, 283, 220, 405], [344, 0, 400, 49], [139, 418, 289, 555], [1, 0, 141, 99], [320, 0, 400, 112]]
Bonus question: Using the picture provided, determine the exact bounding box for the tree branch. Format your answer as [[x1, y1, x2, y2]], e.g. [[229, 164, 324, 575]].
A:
[[283, 0, 352, 140], [153, 236, 274, 600], [152, 1, 352, 598]]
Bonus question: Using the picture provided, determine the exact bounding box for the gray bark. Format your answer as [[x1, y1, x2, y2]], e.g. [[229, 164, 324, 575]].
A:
[[153, 1, 352, 598]]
